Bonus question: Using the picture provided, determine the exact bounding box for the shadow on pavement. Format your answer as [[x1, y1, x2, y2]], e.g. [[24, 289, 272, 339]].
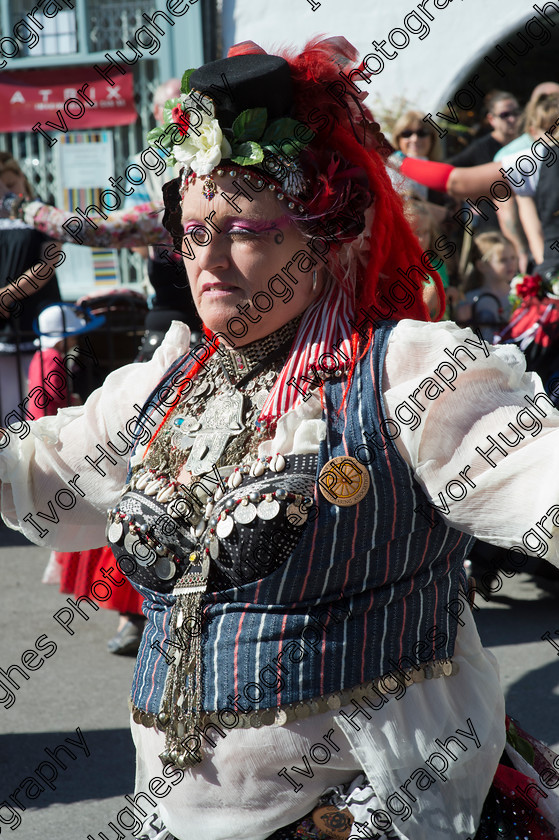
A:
[[474, 592, 558, 646], [0, 523, 35, 547], [0, 728, 135, 807]]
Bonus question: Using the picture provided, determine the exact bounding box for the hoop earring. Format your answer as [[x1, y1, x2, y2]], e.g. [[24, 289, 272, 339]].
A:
[[312, 270, 318, 292]]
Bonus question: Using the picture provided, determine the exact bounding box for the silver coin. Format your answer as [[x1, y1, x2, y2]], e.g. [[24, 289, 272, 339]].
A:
[[154, 558, 176, 580], [201, 554, 210, 578], [260, 708, 276, 726], [256, 499, 280, 520], [209, 537, 219, 560], [134, 541, 157, 567], [307, 699, 320, 716], [294, 703, 310, 719], [124, 531, 139, 554], [275, 709, 288, 726], [234, 502, 257, 524], [286, 503, 307, 526], [192, 381, 210, 398], [107, 520, 123, 544], [216, 515, 234, 539], [253, 389, 269, 409], [327, 694, 341, 710]]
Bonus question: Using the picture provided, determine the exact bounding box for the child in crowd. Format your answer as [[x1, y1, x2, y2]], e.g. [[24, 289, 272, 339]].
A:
[[456, 231, 519, 342], [404, 199, 460, 319], [28, 302, 102, 415]]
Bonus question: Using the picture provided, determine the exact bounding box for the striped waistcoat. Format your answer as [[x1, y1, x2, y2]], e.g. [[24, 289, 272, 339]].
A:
[[130, 323, 473, 714]]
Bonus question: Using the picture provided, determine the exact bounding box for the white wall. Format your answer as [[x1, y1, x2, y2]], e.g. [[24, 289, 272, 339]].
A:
[[221, 0, 545, 113]]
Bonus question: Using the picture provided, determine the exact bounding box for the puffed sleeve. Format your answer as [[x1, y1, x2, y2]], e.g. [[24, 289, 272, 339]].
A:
[[22, 200, 172, 249], [382, 319, 559, 562], [0, 322, 190, 551]]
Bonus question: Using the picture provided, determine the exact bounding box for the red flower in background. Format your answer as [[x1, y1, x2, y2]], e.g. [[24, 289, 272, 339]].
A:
[[517, 274, 542, 299], [171, 105, 190, 137]]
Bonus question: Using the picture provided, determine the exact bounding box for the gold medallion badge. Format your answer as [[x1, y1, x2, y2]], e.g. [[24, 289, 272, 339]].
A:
[[318, 456, 370, 506]]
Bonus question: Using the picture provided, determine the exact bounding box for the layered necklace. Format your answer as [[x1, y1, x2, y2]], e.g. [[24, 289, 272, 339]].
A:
[[143, 314, 303, 481]]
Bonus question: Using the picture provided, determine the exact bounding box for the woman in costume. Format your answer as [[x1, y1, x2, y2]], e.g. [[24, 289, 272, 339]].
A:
[[2, 39, 559, 840]]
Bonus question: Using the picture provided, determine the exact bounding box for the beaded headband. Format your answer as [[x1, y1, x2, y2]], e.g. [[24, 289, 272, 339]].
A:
[[179, 166, 308, 214]]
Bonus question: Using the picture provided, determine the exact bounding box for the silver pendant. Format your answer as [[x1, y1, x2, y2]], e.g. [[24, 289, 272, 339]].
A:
[[234, 500, 257, 524], [154, 558, 176, 580], [107, 520, 123, 544], [256, 495, 280, 520], [184, 389, 245, 476], [172, 431, 195, 451], [209, 537, 219, 560], [216, 514, 234, 539]]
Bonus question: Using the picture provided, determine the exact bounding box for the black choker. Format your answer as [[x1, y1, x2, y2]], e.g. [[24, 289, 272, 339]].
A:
[[217, 315, 302, 387]]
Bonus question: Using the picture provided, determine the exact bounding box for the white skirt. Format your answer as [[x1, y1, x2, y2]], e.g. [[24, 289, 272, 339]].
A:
[[131, 607, 505, 840]]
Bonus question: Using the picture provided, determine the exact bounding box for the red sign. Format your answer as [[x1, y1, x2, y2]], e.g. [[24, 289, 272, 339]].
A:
[[0, 66, 137, 133]]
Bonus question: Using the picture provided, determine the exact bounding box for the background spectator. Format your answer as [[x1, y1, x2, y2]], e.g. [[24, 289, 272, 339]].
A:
[[390, 109, 448, 210], [455, 231, 518, 341], [124, 79, 201, 361], [0, 156, 62, 420], [450, 90, 521, 167], [28, 302, 104, 416]]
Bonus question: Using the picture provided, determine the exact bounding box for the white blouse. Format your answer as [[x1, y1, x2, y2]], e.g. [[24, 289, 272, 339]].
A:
[[3, 319, 559, 840]]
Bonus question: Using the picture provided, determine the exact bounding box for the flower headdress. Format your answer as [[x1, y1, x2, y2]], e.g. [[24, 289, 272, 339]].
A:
[[148, 58, 310, 196]]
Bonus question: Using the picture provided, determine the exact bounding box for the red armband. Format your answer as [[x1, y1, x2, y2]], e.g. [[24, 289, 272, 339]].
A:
[[400, 157, 455, 193]]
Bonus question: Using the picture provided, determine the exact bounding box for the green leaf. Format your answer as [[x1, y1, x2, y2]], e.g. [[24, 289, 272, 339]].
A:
[[162, 97, 181, 126], [147, 126, 164, 141], [181, 69, 195, 95], [232, 108, 268, 141], [230, 141, 265, 166], [147, 126, 170, 149], [261, 117, 308, 148], [262, 141, 300, 159], [507, 721, 535, 766]]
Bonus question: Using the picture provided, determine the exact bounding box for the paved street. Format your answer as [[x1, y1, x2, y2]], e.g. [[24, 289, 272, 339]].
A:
[[1, 527, 558, 840]]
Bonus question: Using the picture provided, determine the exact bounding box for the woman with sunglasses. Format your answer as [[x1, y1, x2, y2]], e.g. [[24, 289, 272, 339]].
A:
[[390, 110, 446, 209]]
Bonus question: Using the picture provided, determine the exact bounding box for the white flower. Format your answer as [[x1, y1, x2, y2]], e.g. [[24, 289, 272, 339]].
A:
[[174, 116, 231, 176]]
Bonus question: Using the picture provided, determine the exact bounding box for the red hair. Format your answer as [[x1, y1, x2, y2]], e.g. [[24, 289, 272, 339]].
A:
[[230, 36, 445, 323]]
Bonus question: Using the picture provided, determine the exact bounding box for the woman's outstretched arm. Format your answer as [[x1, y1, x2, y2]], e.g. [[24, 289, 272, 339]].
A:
[[20, 200, 172, 249], [393, 154, 505, 199]]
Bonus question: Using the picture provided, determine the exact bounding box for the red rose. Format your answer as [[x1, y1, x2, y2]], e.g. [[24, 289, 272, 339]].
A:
[[171, 105, 190, 137], [517, 274, 542, 298]]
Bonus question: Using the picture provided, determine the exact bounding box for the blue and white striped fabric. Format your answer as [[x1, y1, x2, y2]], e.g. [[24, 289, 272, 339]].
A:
[[129, 322, 473, 715]]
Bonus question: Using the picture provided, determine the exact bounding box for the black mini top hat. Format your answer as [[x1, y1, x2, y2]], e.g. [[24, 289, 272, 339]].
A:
[[188, 54, 293, 129]]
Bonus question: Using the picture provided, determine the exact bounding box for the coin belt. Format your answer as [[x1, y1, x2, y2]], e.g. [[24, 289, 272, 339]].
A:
[[129, 658, 459, 736]]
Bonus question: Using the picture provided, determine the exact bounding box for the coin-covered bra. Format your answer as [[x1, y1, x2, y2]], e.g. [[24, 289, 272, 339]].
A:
[[105, 316, 317, 595]]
